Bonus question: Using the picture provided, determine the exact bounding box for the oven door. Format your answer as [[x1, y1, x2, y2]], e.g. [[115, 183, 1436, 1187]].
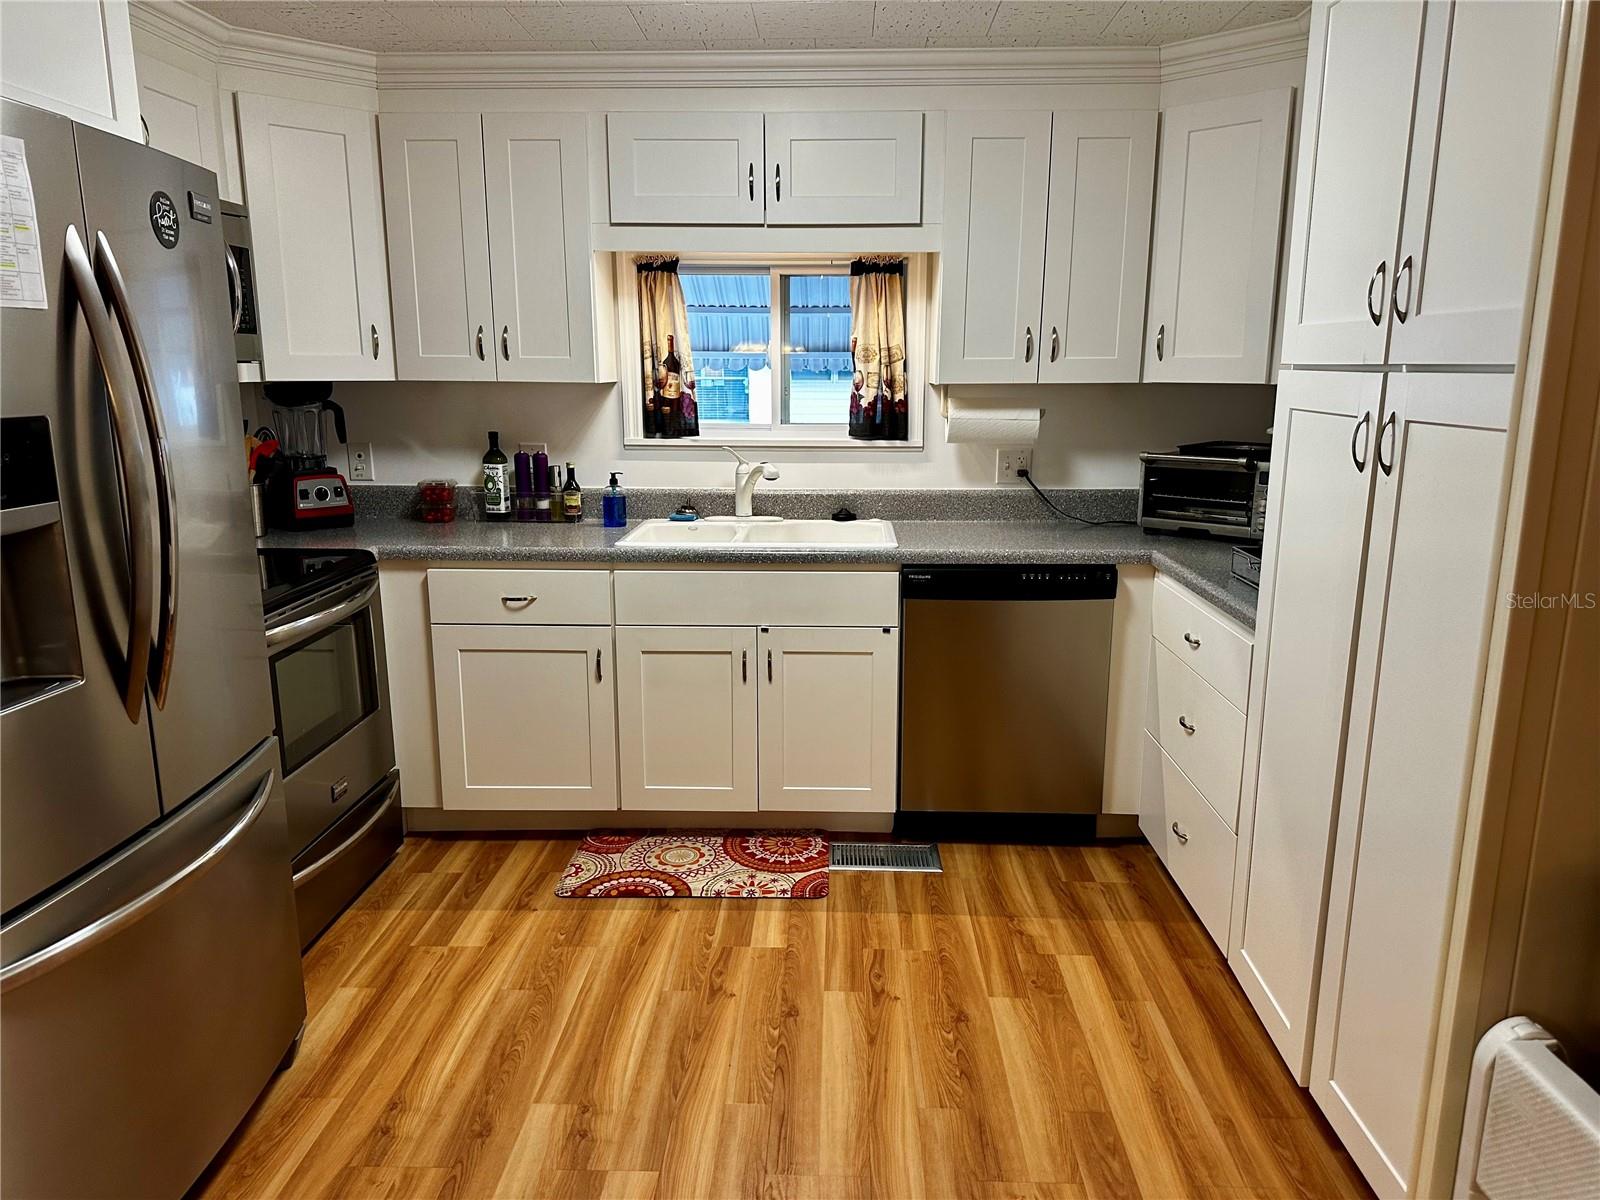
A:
[[265, 575, 395, 856]]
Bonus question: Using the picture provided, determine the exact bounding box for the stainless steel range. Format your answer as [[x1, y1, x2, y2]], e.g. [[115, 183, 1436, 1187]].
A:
[[260, 548, 403, 948]]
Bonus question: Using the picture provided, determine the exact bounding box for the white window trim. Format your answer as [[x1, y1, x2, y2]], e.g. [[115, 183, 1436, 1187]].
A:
[[615, 252, 927, 450]]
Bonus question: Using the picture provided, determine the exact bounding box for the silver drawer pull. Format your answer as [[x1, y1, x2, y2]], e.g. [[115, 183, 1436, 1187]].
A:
[[1183, 632, 1201, 649], [1178, 715, 1196, 735], [1171, 821, 1188, 845], [500, 595, 535, 606]]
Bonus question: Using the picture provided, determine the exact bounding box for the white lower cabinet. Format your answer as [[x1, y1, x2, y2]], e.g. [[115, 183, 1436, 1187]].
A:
[[431, 624, 618, 811], [615, 627, 758, 812], [1141, 735, 1236, 949], [757, 627, 899, 813]]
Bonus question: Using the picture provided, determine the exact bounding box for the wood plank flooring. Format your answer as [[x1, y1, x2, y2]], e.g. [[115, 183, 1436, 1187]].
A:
[[193, 836, 1372, 1200]]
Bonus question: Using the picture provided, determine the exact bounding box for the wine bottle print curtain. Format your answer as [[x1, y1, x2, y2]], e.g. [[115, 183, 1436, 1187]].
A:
[[849, 258, 908, 441], [637, 257, 699, 439]]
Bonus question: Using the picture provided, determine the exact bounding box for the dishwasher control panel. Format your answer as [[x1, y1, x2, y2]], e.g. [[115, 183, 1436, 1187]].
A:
[[901, 564, 1117, 601]]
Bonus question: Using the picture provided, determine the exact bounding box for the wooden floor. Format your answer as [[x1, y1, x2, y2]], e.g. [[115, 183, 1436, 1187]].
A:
[[194, 836, 1372, 1200]]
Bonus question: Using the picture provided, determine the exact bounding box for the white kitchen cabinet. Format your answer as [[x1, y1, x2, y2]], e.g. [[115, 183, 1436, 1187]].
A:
[[757, 627, 898, 813], [237, 94, 394, 381], [615, 627, 758, 812], [378, 113, 494, 382], [431, 624, 618, 812], [1038, 110, 1157, 384], [1, 0, 141, 142], [1387, 0, 1566, 366], [135, 55, 224, 183], [484, 112, 613, 383], [1310, 372, 1513, 1196], [1142, 738, 1237, 949], [607, 111, 765, 225], [763, 111, 923, 226], [1144, 89, 1293, 384], [935, 110, 1053, 384], [1230, 368, 1384, 1081]]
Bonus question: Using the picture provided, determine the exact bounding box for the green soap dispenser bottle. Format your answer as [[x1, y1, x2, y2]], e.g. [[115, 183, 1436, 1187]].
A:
[[603, 472, 627, 528]]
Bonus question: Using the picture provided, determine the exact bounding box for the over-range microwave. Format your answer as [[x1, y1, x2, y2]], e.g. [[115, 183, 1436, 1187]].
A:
[[1138, 440, 1270, 540], [221, 201, 261, 365]]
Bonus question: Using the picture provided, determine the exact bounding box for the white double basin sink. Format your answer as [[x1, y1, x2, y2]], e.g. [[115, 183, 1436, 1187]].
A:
[[616, 516, 897, 550]]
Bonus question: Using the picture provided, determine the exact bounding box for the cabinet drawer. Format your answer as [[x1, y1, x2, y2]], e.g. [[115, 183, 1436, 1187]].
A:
[[613, 569, 898, 628], [1153, 575, 1253, 709], [1151, 641, 1245, 828], [427, 569, 611, 626], [1155, 745, 1236, 950]]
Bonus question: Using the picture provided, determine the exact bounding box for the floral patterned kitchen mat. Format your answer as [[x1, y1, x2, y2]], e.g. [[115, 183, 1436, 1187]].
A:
[[555, 832, 829, 899]]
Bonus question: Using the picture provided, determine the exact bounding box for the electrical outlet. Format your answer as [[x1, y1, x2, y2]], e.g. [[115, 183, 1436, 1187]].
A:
[[348, 442, 373, 482], [995, 446, 1032, 484]]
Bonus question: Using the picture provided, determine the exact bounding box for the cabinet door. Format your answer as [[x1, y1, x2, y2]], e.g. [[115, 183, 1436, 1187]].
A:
[[136, 56, 224, 182], [378, 113, 494, 382], [1229, 368, 1384, 1082], [1310, 373, 1512, 1197], [484, 112, 609, 382], [764, 111, 923, 225], [758, 627, 898, 813], [615, 627, 757, 812], [432, 625, 618, 811], [1388, 0, 1566, 366], [1, 0, 140, 141], [1038, 110, 1157, 383], [936, 111, 1052, 384], [606, 111, 764, 225], [1144, 89, 1293, 383], [237, 94, 394, 380], [1280, 0, 1425, 367]]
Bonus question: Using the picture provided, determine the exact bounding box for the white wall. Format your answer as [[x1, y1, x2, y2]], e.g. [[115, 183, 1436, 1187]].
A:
[[309, 379, 1274, 490]]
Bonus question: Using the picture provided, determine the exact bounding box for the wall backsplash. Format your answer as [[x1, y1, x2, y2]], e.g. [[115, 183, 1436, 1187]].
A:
[[247, 381, 1274, 493]]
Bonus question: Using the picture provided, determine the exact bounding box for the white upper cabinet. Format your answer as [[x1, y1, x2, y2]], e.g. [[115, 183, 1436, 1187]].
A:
[[607, 111, 765, 225], [1038, 110, 1158, 384], [135, 56, 224, 183], [1144, 89, 1293, 384], [1, 0, 141, 142], [764, 111, 923, 225], [484, 112, 613, 383], [378, 113, 495, 382], [936, 110, 1053, 384], [1387, 0, 1567, 366], [237, 94, 394, 381]]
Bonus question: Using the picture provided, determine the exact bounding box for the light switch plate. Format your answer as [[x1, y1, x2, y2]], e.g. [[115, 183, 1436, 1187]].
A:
[[348, 442, 373, 482], [995, 446, 1032, 484]]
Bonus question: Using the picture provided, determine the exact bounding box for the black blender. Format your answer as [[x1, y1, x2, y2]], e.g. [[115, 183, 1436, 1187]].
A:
[[259, 383, 355, 530]]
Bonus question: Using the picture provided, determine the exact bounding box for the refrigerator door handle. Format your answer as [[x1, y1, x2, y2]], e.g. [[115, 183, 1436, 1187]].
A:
[[94, 231, 179, 707], [0, 766, 275, 993], [62, 225, 155, 723]]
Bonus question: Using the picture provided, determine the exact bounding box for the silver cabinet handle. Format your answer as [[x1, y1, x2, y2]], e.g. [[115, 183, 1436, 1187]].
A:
[[293, 771, 399, 888], [1171, 821, 1188, 845], [595, 647, 603, 683], [1, 767, 274, 992], [749, 162, 755, 201], [225, 245, 244, 332], [1183, 632, 1201, 650], [1178, 715, 1196, 734], [1156, 323, 1165, 361], [1378, 410, 1398, 476], [476, 325, 485, 360], [767, 648, 773, 683], [95, 231, 179, 707], [63, 225, 154, 724], [1392, 253, 1414, 323], [502, 325, 510, 360], [371, 324, 380, 359], [742, 649, 748, 683], [265, 579, 377, 649], [774, 162, 781, 202], [1367, 261, 1386, 326], [1049, 326, 1059, 362], [1024, 326, 1034, 363], [499, 595, 535, 607], [1351, 410, 1372, 472]]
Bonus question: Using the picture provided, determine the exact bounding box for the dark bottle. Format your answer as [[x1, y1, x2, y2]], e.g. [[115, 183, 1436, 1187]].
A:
[[482, 431, 510, 522], [562, 463, 583, 522], [660, 334, 682, 438]]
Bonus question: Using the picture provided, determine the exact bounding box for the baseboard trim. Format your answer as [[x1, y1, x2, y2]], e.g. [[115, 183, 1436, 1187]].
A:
[[402, 809, 896, 834]]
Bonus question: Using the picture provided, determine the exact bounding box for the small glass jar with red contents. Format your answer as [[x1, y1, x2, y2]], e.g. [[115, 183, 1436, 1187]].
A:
[[418, 478, 457, 523]]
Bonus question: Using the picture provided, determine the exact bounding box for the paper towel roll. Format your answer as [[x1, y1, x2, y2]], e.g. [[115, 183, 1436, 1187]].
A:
[[943, 398, 1042, 444]]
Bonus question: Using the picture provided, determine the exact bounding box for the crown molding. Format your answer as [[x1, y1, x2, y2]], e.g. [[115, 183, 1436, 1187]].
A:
[[130, 1, 378, 90], [1158, 15, 1312, 81]]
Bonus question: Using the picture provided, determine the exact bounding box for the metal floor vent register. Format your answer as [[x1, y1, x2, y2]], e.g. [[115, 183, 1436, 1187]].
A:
[[829, 842, 943, 872]]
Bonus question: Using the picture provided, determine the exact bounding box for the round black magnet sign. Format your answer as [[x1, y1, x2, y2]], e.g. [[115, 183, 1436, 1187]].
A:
[[149, 191, 180, 249]]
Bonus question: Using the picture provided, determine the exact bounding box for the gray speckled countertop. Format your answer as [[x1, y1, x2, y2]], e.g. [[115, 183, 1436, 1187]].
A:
[[262, 507, 1258, 629]]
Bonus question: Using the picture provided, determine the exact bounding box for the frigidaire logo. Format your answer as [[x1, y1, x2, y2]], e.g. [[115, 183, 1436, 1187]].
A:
[[149, 191, 179, 249]]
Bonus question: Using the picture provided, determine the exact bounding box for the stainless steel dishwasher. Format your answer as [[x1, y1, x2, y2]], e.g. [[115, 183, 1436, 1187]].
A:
[[899, 564, 1116, 814]]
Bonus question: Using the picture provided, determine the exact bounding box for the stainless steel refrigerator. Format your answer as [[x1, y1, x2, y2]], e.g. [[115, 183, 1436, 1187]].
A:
[[0, 100, 305, 1199]]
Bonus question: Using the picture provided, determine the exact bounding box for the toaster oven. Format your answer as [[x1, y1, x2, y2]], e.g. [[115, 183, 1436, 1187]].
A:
[[1138, 440, 1270, 540]]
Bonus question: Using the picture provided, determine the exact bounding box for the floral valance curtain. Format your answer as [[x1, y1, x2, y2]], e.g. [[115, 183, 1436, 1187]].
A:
[[637, 256, 698, 439], [848, 258, 908, 441]]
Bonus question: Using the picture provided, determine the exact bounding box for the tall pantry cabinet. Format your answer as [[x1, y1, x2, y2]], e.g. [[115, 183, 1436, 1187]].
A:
[[1233, 1, 1567, 1196]]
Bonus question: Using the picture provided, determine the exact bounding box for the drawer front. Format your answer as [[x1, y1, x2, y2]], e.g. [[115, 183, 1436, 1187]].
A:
[[1152, 575, 1253, 710], [427, 569, 611, 626], [613, 569, 899, 628], [1157, 746, 1237, 950], [1151, 641, 1245, 828]]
